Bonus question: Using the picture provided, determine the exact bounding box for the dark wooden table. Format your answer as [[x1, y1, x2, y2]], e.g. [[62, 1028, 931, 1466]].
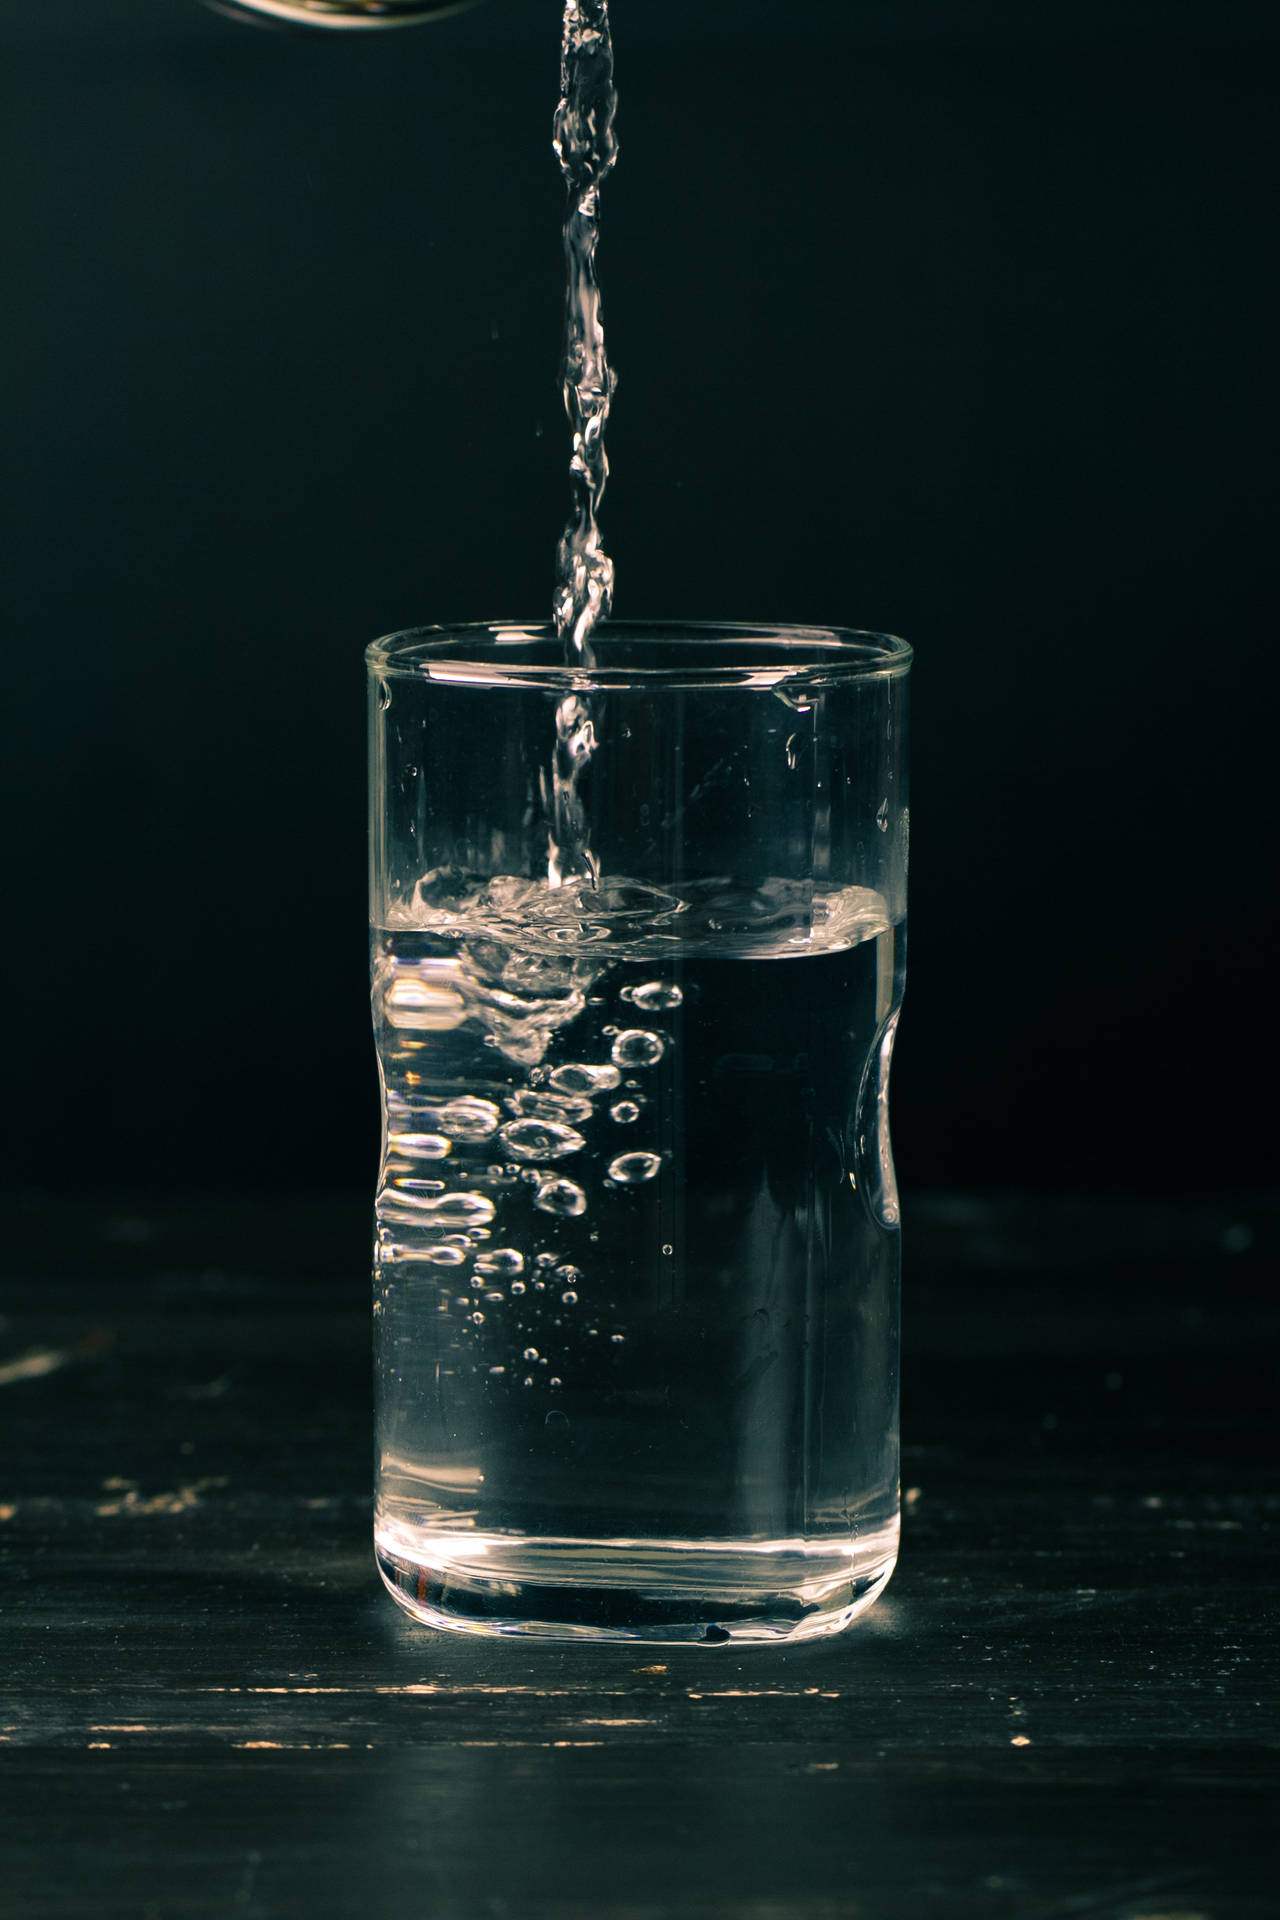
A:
[[2, 1193, 1275, 1918]]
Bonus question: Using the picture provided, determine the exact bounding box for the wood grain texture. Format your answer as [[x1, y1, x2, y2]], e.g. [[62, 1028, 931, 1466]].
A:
[[1, 1193, 1275, 1917]]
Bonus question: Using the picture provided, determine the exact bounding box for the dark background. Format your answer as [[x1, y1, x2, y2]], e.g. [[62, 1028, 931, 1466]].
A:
[[2, 0, 1276, 1200]]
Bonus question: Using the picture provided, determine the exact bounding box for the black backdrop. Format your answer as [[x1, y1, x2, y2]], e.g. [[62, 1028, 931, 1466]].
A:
[[2, 0, 1276, 1198]]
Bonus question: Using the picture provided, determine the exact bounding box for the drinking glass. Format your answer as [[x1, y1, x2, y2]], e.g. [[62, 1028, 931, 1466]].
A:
[[368, 621, 911, 1643]]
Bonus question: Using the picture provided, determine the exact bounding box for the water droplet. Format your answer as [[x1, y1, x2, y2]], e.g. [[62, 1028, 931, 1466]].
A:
[[389, 1132, 452, 1161], [475, 1248, 525, 1278], [499, 1118, 587, 1162], [561, 1290, 579, 1306], [470, 1311, 485, 1326], [610, 1101, 641, 1125], [629, 982, 683, 1011], [607, 1151, 662, 1185], [550, 1063, 622, 1096], [510, 1280, 527, 1296], [534, 1177, 588, 1218], [611, 1030, 664, 1069], [523, 1347, 540, 1362]]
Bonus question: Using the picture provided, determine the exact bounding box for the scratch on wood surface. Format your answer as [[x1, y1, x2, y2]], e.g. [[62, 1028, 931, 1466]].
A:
[[686, 1689, 840, 1701], [0, 1348, 71, 1388]]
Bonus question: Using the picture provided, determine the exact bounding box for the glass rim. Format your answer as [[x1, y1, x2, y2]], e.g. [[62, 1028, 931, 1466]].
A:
[[365, 621, 913, 691]]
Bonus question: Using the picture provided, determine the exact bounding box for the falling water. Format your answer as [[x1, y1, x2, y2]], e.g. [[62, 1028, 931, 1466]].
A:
[[546, 0, 619, 888]]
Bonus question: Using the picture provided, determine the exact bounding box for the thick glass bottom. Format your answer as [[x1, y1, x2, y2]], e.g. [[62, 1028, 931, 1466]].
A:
[[374, 1522, 899, 1645]]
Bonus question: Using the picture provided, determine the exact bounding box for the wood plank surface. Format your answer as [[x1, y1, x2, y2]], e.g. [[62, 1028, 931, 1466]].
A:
[[1, 1194, 1275, 1917]]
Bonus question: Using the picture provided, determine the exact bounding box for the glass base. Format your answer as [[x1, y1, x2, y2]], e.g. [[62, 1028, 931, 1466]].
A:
[[375, 1524, 898, 1645]]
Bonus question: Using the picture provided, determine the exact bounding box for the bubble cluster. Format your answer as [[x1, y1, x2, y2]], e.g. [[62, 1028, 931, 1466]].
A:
[[611, 1030, 665, 1069], [534, 1177, 588, 1218], [607, 1151, 662, 1185], [499, 1117, 587, 1162]]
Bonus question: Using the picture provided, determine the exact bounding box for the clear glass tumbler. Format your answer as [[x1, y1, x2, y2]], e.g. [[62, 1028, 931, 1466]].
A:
[[368, 622, 911, 1644]]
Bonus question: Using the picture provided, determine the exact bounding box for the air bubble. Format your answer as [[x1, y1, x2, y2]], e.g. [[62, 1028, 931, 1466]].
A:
[[389, 1133, 452, 1161], [383, 1190, 495, 1227], [507, 1089, 594, 1126], [499, 1118, 586, 1162], [534, 1177, 588, 1218], [611, 1030, 664, 1069], [424, 1246, 467, 1267], [610, 1101, 641, 1125], [475, 1249, 525, 1278], [607, 1151, 662, 1185], [432, 1097, 502, 1140], [628, 982, 683, 1011], [549, 1063, 622, 1096], [384, 973, 466, 1033]]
